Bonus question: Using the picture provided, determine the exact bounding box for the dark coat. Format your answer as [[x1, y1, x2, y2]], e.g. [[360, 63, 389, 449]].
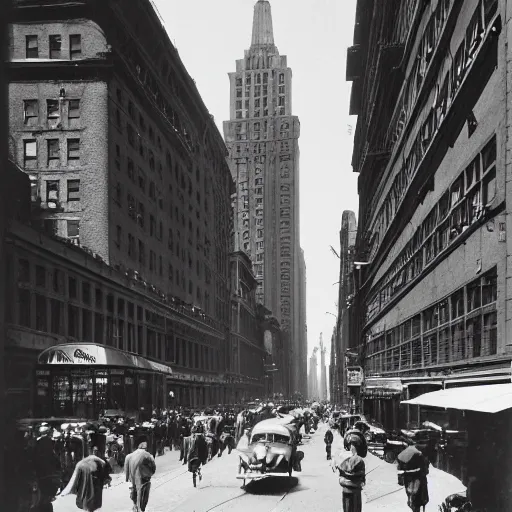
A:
[[397, 446, 429, 510], [62, 455, 110, 512]]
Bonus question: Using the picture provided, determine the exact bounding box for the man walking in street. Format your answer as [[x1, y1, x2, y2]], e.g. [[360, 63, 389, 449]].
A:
[[124, 438, 156, 512], [324, 428, 334, 460], [338, 435, 366, 512]]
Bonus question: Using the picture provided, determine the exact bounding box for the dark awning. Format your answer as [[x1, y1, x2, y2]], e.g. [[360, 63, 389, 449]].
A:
[[37, 343, 172, 375]]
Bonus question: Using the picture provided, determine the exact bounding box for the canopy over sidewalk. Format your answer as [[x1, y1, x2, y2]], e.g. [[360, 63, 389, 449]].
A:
[[38, 343, 173, 375], [401, 383, 512, 413]]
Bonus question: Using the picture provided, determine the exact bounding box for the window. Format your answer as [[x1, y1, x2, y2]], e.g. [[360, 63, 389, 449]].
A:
[[23, 100, 39, 125], [128, 233, 135, 258], [67, 33, 82, 60], [18, 260, 30, 285], [47, 100, 59, 119], [68, 99, 80, 119], [49, 35, 61, 59], [46, 180, 59, 202], [46, 139, 60, 163], [67, 179, 80, 201], [35, 265, 46, 288], [67, 220, 79, 238], [67, 139, 80, 160], [138, 240, 145, 266], [26, 35, 38, 58]]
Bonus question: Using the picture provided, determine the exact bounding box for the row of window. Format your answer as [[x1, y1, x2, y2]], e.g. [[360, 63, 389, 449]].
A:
[[25, 34, 82, 59], [365, 267, 498, 374], [14, 256, 219, 337], [23, 98, 80, 126], [372, 0, 497, 261], [24, 138, 80, 165], [390, 0, 452, 145], [366, 136, 496, 322], [44, 178, 80, 203]]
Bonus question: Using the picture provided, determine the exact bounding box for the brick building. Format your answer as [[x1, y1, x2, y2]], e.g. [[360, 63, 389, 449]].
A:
[[6, 0, 235, 414], [346, 0, 504, 433], [223, 0, 307, 397]]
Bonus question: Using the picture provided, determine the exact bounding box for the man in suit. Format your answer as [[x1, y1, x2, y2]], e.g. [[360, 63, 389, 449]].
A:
[[124, 438, 156, 512]]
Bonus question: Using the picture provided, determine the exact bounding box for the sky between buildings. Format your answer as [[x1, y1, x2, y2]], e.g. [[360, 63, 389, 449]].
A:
[[154, 0, 359, 364]]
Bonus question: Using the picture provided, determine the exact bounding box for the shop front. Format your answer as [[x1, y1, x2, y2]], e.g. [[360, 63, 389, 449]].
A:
[[361, 377, 403, 431], [34, 343, 172, 420]]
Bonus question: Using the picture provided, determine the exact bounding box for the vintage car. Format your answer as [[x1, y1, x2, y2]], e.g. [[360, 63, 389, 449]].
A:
[[235, 418, 302, 486]]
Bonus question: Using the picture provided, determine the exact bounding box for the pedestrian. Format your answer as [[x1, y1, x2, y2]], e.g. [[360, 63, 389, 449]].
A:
[[187, 427, 208, 487], [338, 435, 366, 512], [60, 451, 111, 512], [124, 438, 156, 512], [324, 428, 334, 460], [397, 444, 429, 512]]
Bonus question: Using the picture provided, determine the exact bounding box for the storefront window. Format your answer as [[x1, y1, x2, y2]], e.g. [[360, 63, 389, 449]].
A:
[[125, 372, 137, 414], [109, 370, 125, 410], [94, 370, 108, 416], [35, 371, 51, 417], [53, 373, 72, 416], [139, 373, 151, 418], [71, 369, 94, 418]]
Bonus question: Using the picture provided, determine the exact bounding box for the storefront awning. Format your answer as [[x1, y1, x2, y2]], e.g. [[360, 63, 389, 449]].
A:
[[37, 343, 172, 375], [401, 383, 512, 413], [364, 377, 403, 393]]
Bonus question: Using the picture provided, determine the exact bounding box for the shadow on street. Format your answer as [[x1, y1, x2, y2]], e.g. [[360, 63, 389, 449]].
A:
[[245, 476, 299, 495]]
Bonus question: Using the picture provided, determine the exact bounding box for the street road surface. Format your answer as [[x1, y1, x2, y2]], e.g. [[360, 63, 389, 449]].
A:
[[53, 423, 465, 511]]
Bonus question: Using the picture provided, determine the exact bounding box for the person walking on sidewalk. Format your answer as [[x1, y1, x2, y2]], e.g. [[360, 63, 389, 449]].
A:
[[324, 429, 334, 460], [124, 438, 156, 512], [397, 444, 429, 512], [338, 435, 366, 512]]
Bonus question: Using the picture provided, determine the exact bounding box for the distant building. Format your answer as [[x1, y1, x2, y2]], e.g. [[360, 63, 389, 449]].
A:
[[223, 0, 307, 396], [308, 348, 319, 400]]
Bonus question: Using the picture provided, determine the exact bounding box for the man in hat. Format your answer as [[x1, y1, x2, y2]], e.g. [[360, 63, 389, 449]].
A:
[[124, 438, 156, 512], [397, 443, 429, 512], [337, 435, 366, 512]]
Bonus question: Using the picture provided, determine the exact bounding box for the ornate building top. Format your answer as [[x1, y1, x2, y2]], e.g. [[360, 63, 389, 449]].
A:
[[251, 0, 275, 48]]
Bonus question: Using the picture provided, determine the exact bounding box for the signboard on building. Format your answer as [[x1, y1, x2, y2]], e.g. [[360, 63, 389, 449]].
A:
[[264, 330, 273, 355], [346, 366, 363, 387]]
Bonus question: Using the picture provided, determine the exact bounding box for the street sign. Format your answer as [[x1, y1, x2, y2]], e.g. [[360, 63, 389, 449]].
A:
[[346, 366, 363, 386]]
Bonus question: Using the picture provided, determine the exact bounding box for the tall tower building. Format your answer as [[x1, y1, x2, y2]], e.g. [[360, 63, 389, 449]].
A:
[[224, 0, 306, 395]]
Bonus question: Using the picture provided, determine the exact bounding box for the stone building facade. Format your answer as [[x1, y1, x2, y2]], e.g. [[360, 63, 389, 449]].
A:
[[346, 0, 512, 495], [331, 211, 357, 407], [229, 251, 266, 401], [223, 0, 307, 396], [6, 0, 235, 414]]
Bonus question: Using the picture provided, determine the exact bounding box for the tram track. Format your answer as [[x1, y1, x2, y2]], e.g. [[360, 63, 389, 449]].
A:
[[202, 479, 293, 512]]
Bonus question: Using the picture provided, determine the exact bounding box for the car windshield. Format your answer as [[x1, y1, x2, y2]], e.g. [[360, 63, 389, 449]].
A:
[[251, 432, 290, 444]]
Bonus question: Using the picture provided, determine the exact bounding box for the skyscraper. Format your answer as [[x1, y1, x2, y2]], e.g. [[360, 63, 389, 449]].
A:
[[224, 0, 306, 395]]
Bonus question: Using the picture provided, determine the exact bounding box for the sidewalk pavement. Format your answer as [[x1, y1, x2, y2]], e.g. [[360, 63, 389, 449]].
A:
[[330, 428, 466, 511]]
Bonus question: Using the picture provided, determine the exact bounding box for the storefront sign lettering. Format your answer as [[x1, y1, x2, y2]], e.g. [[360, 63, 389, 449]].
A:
[[74, 349, 96, 364]]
